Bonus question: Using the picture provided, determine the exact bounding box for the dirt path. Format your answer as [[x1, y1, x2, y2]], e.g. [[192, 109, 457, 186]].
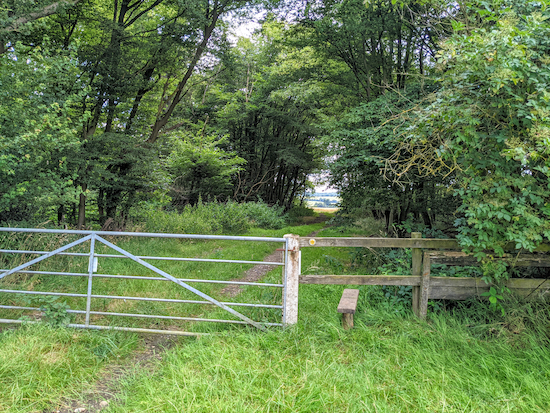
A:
[[220, 214, 329, 297], [53, 334, 180, 413]]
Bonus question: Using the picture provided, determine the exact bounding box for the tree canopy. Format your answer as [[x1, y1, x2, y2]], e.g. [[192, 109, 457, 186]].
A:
[[2, 0, 550, 292]]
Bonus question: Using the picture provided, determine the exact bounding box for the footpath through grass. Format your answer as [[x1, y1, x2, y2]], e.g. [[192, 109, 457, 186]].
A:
[[1, 221, 550, 412]]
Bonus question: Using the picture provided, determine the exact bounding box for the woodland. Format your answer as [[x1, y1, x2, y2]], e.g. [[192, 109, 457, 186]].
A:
[[1, 0, 550, 280]]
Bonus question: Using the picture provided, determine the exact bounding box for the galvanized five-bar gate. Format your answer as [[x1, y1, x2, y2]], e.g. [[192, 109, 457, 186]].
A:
[[0, 228, 300, 336]]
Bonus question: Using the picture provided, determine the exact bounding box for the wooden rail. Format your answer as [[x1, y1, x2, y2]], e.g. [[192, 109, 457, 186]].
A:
[[292, 233, 550, 320]]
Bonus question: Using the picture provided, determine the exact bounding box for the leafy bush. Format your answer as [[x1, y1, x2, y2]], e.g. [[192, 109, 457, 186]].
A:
[[137, 201, 286, 234], [287, 205, 315, 222], [390, 2, 550, 287], [238, 202, 287, 229]]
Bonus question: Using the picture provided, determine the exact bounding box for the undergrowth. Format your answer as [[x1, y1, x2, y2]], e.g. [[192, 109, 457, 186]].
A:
[[135, 201, 287, 234]]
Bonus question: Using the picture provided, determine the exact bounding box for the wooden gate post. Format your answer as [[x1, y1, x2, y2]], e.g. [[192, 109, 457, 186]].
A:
[[419, 251, 431, 319], [283, 234, 300, 326], [411, 232, 422, 316]]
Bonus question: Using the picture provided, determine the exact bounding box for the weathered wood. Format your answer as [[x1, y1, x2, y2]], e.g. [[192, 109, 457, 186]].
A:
[[337, 289, 360, 314], [427, 276, 550, 299], [428, 251, 550, 267], [299, 274, 421, 286], [411, 232, 422, 317], [337, 289, 359, 330], [342, 313, 354, 330], [300, 237, 459, 249], [419, 252, 431, 319], [283, 234, 300, 326], [299, 237, 550, 252]]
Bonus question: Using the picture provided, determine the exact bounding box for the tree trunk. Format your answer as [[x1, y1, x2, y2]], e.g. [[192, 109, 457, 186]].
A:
[[147, 7, 221, 144], [77, 183, 87, 230]]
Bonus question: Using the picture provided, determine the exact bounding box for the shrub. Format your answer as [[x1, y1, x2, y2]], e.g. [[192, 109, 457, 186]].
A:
[[240, 202, 287, 229], [136, 201, 286, 234], [286, 205, 315, 224]]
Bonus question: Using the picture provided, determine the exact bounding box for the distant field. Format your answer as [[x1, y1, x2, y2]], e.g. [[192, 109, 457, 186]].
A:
[[312, 207, 339, 213]]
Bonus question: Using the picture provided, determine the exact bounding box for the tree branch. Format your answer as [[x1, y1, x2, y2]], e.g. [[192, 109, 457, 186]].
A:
[[1, 0, 84, 33]]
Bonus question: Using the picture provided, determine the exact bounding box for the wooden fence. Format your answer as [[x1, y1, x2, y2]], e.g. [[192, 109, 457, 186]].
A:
[[284, 232, 550, 320]]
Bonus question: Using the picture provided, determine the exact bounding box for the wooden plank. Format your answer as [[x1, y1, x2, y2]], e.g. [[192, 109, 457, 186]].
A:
[[337, 289, 360, 314], [299, 237, 550, 252], [299, 274, 421, 286], [430, 276, 550, 289], [342, 313, 354, 330], [507, 278, 550, 289], [299, 237, 459, 249], [429, 287, 488, 300], [428, 251, 550, 267], [428, 277, 550, 299], [429, 277, 487, 288]]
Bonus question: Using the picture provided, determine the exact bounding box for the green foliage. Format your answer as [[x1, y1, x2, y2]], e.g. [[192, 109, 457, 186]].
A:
[[286, 204, 315, 223], [167, 131, 245, 207], [0, 44, 85, 221], [21, 295, 72, 326], [397, 0, 550, 283], [298, 0, 442, 100], [325, 86, 459, 231], [140, 201, 287, 234], [481, 286, 506, 316], [238, 201, 287, 229], [209, 22, 324, 209]]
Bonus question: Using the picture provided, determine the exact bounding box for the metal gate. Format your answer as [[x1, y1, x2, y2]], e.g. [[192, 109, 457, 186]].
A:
[[0, 228, 292, 336]]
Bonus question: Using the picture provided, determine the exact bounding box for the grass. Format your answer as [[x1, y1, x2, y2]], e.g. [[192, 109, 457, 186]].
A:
[[0, 324, 138, 412], [1, 218, 550, 412], [103, 291, 550, 412]]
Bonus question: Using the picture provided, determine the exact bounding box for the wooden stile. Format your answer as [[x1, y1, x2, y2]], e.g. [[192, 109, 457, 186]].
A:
[[294, 235, 550, 322], [337, 289, 360, 329]]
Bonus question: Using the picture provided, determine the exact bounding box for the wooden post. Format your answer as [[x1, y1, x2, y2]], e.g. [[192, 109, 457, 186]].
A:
[[283, 234, 300, 326], [342, 313, 354, 330], [419, 251, 431, 319], [411, 232, 422, 316]]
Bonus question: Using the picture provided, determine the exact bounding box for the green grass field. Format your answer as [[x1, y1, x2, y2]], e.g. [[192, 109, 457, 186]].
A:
[[1, 222, 550, 412]]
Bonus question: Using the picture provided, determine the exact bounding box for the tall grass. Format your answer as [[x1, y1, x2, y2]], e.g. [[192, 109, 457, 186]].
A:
[[136, 201, 287, 234], [0, 324, 137, 412], [104, 287, 550, 412]]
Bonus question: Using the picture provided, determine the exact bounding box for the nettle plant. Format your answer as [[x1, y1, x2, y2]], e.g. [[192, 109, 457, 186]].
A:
[[396, 0, 550, 305]]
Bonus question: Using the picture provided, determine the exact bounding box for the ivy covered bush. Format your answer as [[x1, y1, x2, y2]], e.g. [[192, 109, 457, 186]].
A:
[[393, 0, 550, 285]]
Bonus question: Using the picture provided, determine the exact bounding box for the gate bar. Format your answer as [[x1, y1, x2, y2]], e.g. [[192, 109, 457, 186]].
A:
[[0, 269, 284, 287], [0, 318, 206, 336], [0, 305, 283, 327], [0, 227, 286, 243], [85, 234, 96, 326], [0, 235, 92, 281], [0, 289, 283, 309], [0, 250, 284, 266]]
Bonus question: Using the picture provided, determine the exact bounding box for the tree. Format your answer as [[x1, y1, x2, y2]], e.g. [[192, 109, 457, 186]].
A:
[[295, 0, 444, 101], [208, 23, 324, 209], [0, 0, 85, 55], [0, 44, 86, 222], [325, 86, 458, 232], [1, 0, 266, 227], [388, 0, 550, 282], [167, 130, 245, 207]]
